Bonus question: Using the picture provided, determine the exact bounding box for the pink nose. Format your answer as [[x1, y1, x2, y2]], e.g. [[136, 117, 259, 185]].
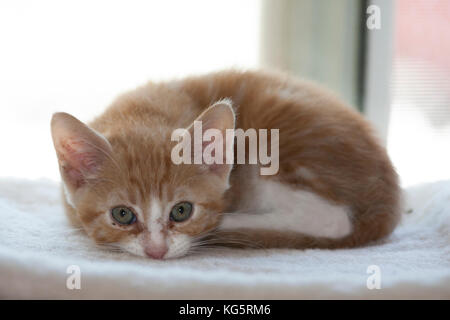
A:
[[144, 246, 167, 260]]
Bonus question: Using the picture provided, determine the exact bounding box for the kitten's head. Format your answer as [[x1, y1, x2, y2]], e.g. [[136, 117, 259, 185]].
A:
[[51, 100, 235, 259]]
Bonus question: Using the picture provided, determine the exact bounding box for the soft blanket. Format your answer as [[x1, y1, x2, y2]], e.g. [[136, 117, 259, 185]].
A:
[[0, 178, 449, 299]]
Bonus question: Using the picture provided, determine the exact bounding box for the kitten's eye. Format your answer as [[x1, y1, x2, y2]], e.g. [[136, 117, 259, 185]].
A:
[[111, 207, 136, 225], [170, 202, 193, 222]]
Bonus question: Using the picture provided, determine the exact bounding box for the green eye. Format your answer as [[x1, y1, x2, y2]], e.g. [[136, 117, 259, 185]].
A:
[[170, 202, 193, 222], [111, 207, 136, 225]]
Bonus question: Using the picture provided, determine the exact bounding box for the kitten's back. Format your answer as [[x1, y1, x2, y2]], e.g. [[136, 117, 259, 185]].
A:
[[176, 70, 401, 248]]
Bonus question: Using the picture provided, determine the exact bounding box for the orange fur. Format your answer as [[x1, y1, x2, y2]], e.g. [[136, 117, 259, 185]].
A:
[[51, 69, 401, 259]]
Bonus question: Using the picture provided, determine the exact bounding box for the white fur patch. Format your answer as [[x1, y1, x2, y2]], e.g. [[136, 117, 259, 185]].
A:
[[148, 198, 165, 245], [219, 180, 352, 239], [120, 236, 146, 257], [62, 182, 75, 209], [165, 233, 192, 259]]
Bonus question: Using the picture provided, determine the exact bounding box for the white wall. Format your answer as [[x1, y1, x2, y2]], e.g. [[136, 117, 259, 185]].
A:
[[0, 0, 261, 180]]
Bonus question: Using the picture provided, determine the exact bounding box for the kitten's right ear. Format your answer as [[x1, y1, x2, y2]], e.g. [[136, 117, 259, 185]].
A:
[[51, 112, 112, 191]]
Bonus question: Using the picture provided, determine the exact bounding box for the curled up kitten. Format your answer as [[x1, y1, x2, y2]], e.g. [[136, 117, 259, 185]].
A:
[[50, 70, 401, 259]]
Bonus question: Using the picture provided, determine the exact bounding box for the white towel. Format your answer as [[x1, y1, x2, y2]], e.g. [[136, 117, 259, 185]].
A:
[[0, 178, 449, 299]]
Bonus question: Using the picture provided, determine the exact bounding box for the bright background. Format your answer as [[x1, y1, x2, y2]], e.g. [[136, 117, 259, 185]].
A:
[[0, 0, 449, 187], [388, 0, 450, 187], [0, 0, 261, 181]]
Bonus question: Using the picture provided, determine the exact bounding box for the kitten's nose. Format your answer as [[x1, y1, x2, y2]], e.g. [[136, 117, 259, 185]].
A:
[[144, 246, 167, 259]]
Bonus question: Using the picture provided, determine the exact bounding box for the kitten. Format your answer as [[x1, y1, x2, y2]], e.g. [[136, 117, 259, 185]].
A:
[[51, 70, 401, 259]]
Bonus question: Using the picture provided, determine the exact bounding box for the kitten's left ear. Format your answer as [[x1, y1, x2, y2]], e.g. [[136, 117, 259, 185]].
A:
[[187, 99, 236, 181], [51, 112, 113, 191]]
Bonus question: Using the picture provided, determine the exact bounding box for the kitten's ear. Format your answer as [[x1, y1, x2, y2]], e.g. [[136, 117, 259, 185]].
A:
[[51, 112, 112, 190], [188, 99, 235, 180]]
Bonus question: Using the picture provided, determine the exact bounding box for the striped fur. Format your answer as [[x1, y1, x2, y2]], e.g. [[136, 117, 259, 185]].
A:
[[51, 69, 401, 259]]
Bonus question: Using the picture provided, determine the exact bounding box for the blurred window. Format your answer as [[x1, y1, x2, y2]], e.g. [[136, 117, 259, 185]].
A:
[[387, 0, 450, 186]]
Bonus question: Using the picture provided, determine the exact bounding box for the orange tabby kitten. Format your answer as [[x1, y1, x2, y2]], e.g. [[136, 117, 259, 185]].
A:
[[51, 70, 401, 259]]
